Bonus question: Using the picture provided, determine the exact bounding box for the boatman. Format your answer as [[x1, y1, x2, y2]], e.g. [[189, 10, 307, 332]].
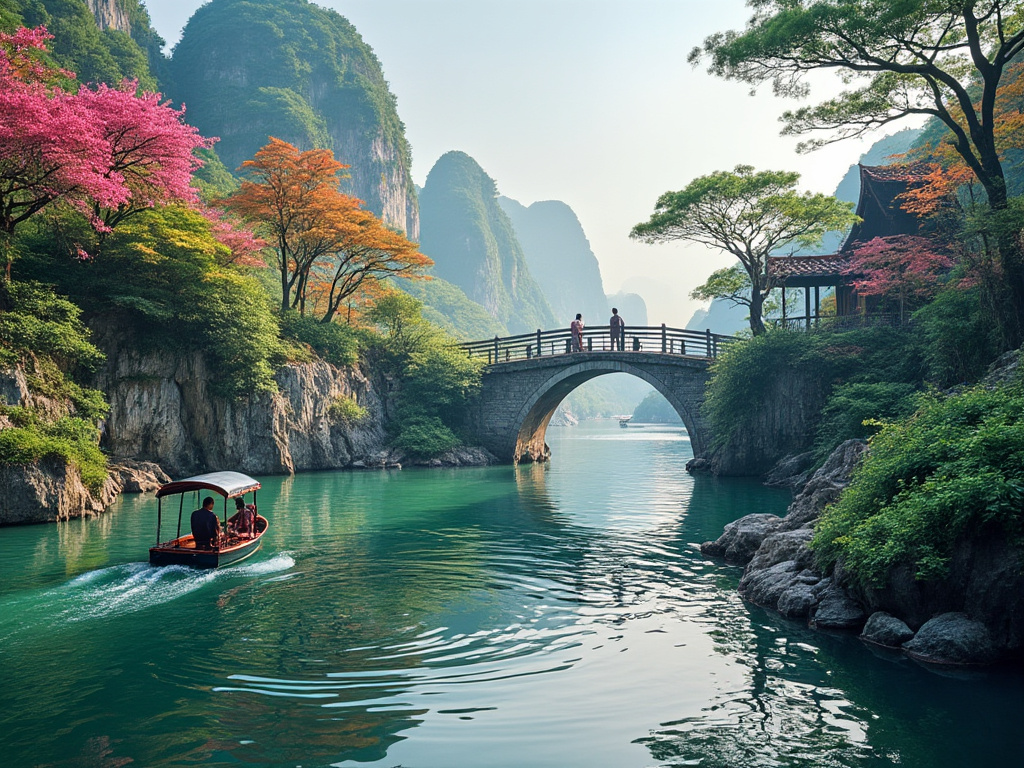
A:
[[191, 496, 221, 549]]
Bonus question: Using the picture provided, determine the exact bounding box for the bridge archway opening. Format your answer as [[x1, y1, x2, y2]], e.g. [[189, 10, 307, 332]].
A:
[[513, 364, 699, 464]]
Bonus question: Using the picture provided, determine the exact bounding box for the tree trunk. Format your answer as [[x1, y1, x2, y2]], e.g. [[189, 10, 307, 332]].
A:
[[748, 288, 766, 336]]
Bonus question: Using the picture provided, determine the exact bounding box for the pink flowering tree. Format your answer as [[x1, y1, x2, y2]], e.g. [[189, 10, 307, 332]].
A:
[[844, 236, 954, 323], [0, 26, 216, 275], [201, 207, 268, 268], [79, 82, 214, 233]]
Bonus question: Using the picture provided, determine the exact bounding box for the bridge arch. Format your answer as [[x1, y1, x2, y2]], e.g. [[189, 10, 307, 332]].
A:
[[511, 359, 703, 463], [464, 351, 714, 464]]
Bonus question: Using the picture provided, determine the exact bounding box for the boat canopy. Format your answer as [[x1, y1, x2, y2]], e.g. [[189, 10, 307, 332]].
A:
[[156, 471, 261, 499]]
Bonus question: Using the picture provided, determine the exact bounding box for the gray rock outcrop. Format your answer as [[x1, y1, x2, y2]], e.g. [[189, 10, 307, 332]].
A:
[[903, 613, 998, 665], [97, 344, 388, 478], [860, 612, 915, 648], [0, 459, 117, 525], [700, 513, 783, 564]]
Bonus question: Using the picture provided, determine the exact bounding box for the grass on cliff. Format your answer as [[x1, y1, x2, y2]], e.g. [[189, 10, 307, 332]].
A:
[[0, 409, 107, 494], [813, 380, 1024, 588]]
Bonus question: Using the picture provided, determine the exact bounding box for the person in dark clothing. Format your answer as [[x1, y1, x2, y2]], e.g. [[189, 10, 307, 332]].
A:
[[191, 496, 221, 549], [609, 308, 625, 351]]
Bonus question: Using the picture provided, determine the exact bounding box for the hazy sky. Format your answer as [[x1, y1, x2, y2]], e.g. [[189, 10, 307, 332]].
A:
[[144, 0, 892, 327]]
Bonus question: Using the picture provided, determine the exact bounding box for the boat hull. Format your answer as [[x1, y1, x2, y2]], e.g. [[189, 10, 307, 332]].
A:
[[149, 516, 267, 569]]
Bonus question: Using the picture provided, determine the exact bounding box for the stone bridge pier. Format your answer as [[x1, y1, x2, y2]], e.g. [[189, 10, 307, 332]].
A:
[[463, 352, 713, 464]]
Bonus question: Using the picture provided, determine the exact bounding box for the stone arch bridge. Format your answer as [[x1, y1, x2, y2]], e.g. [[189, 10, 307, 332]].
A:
[[461, 326, 734, 464]]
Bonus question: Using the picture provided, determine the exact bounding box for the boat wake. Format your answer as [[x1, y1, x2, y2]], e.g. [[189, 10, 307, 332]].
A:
[[0, 553, 295, 640]]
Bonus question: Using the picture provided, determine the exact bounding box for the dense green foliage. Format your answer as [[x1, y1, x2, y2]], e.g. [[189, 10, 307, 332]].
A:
[[0, 409, 106, 492], [705, 326, 925, 456], [0, 280, 108, 487], [364, 292, 483, 458], [419, 151, 557, 334], [279, 310, 357, 367], [18, 206, 282, 398], [813, 381, 1024, 587], [1, 0, 162, 90], [170, 0, 415, 214]]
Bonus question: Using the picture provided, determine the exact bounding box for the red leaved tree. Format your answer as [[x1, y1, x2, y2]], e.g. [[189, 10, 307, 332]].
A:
[[844, 236, 954, 323]]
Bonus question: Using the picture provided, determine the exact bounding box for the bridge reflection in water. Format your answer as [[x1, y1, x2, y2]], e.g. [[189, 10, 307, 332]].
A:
[[461, 326, 737, 465]]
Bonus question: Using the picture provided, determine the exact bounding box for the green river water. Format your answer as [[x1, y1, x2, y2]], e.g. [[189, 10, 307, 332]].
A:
[[1, 421, 1022, 767]]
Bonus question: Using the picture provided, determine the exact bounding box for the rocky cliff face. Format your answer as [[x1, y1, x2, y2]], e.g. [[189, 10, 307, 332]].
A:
[[418, 151, 556, 334], [170, 0, 418, 237], [85, 0, 130, 33], [498, 197, 607, 326], [95, 343, 388, 478]]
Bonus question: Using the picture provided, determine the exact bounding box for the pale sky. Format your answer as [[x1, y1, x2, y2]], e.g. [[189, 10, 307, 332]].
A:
[[145, 0, 889, 327]]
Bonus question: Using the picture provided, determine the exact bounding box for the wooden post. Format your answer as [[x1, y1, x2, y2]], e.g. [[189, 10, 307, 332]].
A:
[[493, 335, 499, 361], [661, 323, 667, 353], [536, 329, 542, 356], [156, 497, 162, 545], [587, 335, 592, 351], [176, 494, 184, 540], [706, 329, 712, 357], [804, 287, 811, 330], [814, 285, 820, 325]]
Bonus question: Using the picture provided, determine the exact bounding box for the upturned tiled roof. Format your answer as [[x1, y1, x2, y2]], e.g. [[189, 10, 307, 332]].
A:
[[767, 254, 851, 278]]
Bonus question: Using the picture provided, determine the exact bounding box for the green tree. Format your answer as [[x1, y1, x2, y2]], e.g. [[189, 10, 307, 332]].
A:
[[365, 291, 484, 459], [690, 0, 1024, 338], [630, 165, 856, 334]]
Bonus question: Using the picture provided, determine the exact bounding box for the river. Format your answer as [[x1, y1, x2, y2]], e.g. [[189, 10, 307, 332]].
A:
[[0, 420, 1021, 767]]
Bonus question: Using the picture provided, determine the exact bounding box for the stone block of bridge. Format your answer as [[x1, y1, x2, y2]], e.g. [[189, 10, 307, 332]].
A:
[[462, 351, 713, 464]]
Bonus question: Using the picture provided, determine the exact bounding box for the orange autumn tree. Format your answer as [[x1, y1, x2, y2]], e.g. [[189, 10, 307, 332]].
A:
[[223, 138, 429, 318], [900, 62, 1024, 219], [308, 212, 432, 324]]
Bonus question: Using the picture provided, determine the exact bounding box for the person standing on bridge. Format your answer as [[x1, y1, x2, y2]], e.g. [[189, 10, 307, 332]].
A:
[[609, 308, 625, 351], [570, 313, 584, 352]]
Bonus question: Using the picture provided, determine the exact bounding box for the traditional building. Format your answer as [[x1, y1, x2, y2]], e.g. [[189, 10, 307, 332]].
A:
[[767, 164, 928, 325]]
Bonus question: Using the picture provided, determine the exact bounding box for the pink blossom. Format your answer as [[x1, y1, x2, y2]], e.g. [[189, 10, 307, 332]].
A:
[[202, 207, 268, 268]]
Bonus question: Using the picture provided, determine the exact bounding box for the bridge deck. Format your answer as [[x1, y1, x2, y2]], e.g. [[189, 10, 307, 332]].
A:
[[462, 325, 736, 365]]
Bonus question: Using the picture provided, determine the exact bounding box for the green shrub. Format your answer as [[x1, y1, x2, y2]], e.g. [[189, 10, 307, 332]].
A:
[[0, 416, 107, 494], [328, 394, 367, 425], [363, 292, 484, 458], [813, 382, 919, 460], [0, 281, 105, 373], [913, 284, 1003, 387], [391, 414, 461, 459], [813, 383, 1024, 587], [279, 311, 358, 367]]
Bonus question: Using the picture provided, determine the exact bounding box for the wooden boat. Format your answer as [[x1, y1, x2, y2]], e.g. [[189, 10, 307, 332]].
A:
[[149, 471, 267, 568], [618, 415, 632, 428]]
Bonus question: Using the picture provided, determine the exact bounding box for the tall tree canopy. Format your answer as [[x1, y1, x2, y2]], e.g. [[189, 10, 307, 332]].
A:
[[0, 26, 211, 272], [630, 165, 856, 334], [690, 0, 1024, 336], [225, 138, 430, 320]]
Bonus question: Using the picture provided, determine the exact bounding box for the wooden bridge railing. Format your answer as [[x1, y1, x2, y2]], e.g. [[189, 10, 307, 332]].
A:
[[461, 325, 737, 365]]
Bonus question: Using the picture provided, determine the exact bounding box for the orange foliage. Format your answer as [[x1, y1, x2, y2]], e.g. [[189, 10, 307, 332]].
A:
[[899, 62, 1024, 216], [223, 138, 431, 319]]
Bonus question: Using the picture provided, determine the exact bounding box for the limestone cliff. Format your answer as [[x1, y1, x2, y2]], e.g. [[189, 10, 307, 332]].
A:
[[418, 151, 556, 334], [85, 0, 130, 33], [498, 196, 607, 326], [95, 343, 388, 477], [170, 0, 419, 237]]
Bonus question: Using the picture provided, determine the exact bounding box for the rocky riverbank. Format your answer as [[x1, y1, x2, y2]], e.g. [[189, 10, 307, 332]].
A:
[[701, 438, 1023, 666]]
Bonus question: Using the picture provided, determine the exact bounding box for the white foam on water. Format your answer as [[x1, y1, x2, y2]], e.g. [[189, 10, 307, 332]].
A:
[[1, 552, 297, 633]]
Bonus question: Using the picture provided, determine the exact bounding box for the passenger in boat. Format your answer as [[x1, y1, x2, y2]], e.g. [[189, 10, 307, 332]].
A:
[[190, 496, 221, 549], [228, 497, 256, 539]]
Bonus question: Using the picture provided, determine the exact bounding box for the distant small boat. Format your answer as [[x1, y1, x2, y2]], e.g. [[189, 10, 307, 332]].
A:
[[618, 415, 632, 428], [149, 471, 267, 569]]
